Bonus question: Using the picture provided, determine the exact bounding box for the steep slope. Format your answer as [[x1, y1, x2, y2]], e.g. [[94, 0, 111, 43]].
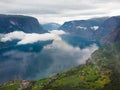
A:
[[101, 27, 120, 45], [42, 23, 61, 31], [95, 16, 120, 40], [99, 16, 120, 45], [0, 14, 45, 33], [30, 42, 120, 90], [1, 42, 120, 90]]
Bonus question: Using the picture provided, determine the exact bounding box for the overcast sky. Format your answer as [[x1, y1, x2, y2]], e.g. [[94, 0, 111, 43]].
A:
[[0, 0, 120, 24]]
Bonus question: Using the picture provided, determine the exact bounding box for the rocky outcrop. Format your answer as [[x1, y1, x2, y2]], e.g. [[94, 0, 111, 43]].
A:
[[18, 80, 31, 90]]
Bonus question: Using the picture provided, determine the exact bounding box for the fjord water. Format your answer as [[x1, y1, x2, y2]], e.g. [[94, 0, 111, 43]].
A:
[[0, 32, 98, 83]]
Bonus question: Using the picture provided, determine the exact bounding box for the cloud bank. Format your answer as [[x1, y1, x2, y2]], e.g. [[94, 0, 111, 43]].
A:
[[0, 29, 98, 82], [0, 33, 98, 82], [0, 30, 66, 45]]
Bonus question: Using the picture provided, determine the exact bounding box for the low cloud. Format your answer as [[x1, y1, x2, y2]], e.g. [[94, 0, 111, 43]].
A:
[[0, 30, 98, 82], [34, 38, 98, 78], [0, 30, 66, 45], [0, 31, 26, 42], [49, 30, 66, 35], [0, 38, 98, 82], [43, 39, 98, 65]]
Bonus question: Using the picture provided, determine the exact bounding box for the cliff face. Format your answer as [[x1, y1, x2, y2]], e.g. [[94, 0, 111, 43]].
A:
[[99, 16, 120, 45], [96, 16, 120, 38], [100, 27, 120, 45], [0, 14, 45, 33]]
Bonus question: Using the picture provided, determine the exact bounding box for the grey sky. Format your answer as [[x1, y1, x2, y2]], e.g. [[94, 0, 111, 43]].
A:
[[0, 0, 120, 24]]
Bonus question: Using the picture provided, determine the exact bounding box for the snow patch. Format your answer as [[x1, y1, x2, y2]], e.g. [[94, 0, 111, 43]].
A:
[[76, 26, 87, 30], [90, 26, 99, 30], [10, 20, 16, 25]]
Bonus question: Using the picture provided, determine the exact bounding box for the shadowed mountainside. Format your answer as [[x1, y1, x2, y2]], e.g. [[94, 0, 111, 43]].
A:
[[0, 14, 46, 33]]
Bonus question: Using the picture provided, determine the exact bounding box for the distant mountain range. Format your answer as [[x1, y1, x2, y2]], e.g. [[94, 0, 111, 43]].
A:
[[59, 16, 120, 45], [1, 14, 120, 46], [0, 14, 46, 33], [59, 17, 108, 40], [42, 23, 61, 31]]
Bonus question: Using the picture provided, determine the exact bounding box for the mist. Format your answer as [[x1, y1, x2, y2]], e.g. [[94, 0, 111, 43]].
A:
[[0, 30, 66, 45], [0, 30, 98, 83]]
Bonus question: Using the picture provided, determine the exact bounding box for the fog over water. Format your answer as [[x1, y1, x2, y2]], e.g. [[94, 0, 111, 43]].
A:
[[0, 30, 98, 83]]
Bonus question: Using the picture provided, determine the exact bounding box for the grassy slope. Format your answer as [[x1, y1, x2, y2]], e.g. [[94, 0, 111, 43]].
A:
[[0, 80, 19, 90], [0, 43, 120, 90]]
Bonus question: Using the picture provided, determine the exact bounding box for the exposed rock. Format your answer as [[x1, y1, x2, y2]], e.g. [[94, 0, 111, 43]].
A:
[[18, 80, 31, 90]]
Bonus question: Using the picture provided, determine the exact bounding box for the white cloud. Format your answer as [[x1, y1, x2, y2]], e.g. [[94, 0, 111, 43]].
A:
[[34, 38, 98, 77], [49, 30, 66, 35], [43, 38, 98, 65], [0, 29, 98, 81], [0, 0, 120, 24], [0, 30, 66, 45], [0, 38, 98, 81], [77, 44, 98, 64], [1, 31, 26, 42], [17, 33, 55, 45]]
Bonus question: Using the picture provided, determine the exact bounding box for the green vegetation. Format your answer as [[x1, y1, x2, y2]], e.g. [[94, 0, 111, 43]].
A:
[[0, 42, 120, 90], [0, 80, 19, 90]]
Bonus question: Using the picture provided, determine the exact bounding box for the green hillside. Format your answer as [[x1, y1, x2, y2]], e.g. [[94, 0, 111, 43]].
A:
[[0, 42, 120, 90]]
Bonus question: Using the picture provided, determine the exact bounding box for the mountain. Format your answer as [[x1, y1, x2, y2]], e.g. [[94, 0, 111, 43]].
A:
[[0, 14, 46, 33], [97, 16, 120, 45], [58, 17, 108, 48], [1, 42, 120, 90], [42, 23, 61, 31], [100, 26, 120, 45], [0, 16, 120, 90], [59, 17, 108, 40], [61, 34, 100, 49], [59, 16, 120, 46], [32, 42, 120, 90]]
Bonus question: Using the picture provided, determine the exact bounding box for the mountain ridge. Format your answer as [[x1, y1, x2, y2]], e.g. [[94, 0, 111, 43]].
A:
[[0, 14, 46, 34]]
